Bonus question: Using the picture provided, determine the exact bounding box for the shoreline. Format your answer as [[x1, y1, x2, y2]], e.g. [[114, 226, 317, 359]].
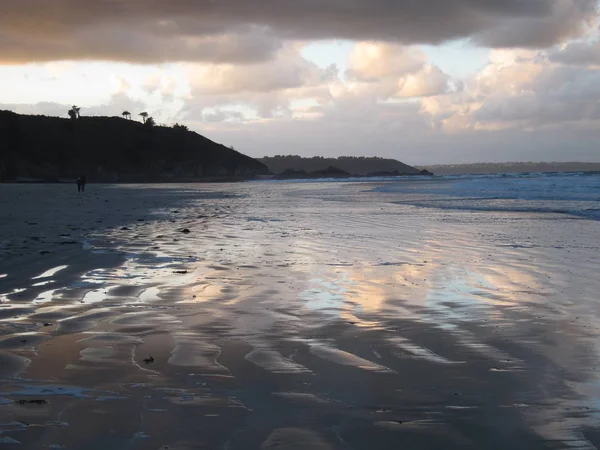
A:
[[6, 169, 600, 185]]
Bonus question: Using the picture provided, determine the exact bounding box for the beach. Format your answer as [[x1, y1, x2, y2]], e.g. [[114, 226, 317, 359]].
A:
[[1, 175, 600, 449]]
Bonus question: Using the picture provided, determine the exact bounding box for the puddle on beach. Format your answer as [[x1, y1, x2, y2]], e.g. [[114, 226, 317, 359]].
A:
[[32, 265, 69, 279]]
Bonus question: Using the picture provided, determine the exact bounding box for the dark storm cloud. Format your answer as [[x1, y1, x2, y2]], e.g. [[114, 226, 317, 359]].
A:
[[0, 23, 283, 64], [0, 0, 597, 63]]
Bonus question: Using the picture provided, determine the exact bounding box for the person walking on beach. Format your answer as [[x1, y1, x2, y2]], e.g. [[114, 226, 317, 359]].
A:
[[76, 175, 86, 192]]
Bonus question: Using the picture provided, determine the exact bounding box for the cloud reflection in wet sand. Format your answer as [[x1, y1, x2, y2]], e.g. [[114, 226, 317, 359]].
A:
[[0, 182, 599, 449]]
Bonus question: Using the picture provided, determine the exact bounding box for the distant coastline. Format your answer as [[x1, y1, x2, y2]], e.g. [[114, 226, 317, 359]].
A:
[[259, 156, 600, 180], [259, 156, 431, 178]]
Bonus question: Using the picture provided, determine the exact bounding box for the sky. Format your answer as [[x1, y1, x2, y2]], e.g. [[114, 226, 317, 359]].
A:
[[1, 0, 599, 165]]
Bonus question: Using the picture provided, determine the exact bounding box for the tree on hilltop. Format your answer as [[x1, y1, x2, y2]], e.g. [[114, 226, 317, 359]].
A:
[[68, 105, 81, 120], [172, 123, 188, 131]]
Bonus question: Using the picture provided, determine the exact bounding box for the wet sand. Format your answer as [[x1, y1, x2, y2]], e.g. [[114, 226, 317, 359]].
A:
[[1, 182, 600, 449]]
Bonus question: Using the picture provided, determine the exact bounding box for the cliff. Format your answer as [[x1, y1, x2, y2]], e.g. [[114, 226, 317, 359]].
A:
[[0, 111, 268, 182], [259, 155, 422, 176]]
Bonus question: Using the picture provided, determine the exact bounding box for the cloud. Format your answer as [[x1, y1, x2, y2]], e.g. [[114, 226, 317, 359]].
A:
[[0, 22, 283, 65], [1, 0, 598, 64], [180, 44, 338, 119], [0, 102, 70, 118], [549, 40, 600, 65], [347, 43, 427, 81], [473, 0, 598, 48], [143, 73, 179, 98], [178, 37, 600, 163], [178, 40, 453, 121], [200, 109, 247, 123], [396, 65, 453, 98], [1, 92, 147, 121], [180, 36, 600, 135], [193, 112, 600, 164], [423, 48, 600, 132], [346, 42, 453, 99], [185, 45, 334, 95]]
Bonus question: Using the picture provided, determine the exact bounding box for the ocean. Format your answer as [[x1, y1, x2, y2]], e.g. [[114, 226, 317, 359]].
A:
[[372, 172, 600, 220], [264, 171, 600, 220]]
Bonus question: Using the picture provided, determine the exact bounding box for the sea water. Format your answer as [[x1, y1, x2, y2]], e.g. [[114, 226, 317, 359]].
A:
[[266, 172, 600, 220], [370, 172, 600, 220]]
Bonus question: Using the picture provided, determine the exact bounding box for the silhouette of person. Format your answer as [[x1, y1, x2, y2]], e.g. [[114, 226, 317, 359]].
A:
[[77, 175, 86, 192]]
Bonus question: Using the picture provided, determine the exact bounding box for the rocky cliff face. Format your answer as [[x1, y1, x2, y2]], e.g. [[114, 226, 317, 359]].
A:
[[0, 111, 268, 182]]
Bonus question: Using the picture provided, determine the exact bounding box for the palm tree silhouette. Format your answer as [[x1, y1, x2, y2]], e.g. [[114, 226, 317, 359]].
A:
[[122, 111, 131, 120], [72, 106, 81, 118], [139, 112, 148, 123]]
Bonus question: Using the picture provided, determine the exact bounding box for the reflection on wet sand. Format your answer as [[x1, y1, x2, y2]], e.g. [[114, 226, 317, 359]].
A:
[[0, 182, 599, 449]]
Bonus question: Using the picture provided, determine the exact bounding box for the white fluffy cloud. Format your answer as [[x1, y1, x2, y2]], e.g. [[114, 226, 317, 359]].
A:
[[345, 42, 453, 99], [177, 44, 340, 120], [185, 45, 335, 95], [423, 48, 600, 132], [397, 65, 453, 98], [347, 43, 427, 81]]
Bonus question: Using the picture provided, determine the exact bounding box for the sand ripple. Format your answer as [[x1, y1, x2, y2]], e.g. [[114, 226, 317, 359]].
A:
[[0, 182, 598, 448]]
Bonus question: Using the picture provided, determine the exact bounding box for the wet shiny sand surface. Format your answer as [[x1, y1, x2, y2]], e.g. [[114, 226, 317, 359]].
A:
[[1, 182, 600, 449]]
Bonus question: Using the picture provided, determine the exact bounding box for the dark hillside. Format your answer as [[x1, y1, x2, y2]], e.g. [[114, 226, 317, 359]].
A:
[[260, 155, 421, 175], [0, 111, 268, 182]]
